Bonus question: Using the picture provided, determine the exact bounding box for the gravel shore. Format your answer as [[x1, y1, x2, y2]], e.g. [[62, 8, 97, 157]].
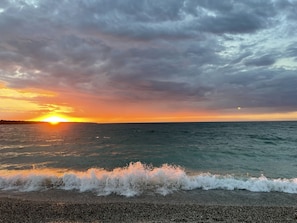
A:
[[1, 190, 297, 222]]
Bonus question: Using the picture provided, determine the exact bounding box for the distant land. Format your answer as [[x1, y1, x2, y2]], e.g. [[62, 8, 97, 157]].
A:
[[0, 120, 45, 125], [0, 120, 95, 125]]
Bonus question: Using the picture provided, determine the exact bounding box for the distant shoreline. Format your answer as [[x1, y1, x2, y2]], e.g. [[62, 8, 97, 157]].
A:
[[0, 120, 45, 125], [1, 120, 296, 125], [0, 120, 95, 125]]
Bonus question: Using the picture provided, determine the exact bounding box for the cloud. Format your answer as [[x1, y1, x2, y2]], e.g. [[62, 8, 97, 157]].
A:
[[0, 0, 297, 119], [244, 55, 276, 67], [285, 43, 297, 58]]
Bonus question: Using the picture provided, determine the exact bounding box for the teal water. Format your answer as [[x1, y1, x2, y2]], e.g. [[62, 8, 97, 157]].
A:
[[1, 121, 297, 196]]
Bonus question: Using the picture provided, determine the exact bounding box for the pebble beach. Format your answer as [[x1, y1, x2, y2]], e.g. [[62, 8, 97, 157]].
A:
[[1, 190, 297, 223]]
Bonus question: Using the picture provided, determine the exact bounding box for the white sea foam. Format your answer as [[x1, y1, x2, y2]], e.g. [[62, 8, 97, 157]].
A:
[[1, 162, 297, 197]]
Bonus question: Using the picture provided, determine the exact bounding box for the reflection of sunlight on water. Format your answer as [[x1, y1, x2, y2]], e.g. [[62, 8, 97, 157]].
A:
[[2, 167, 67, 174], [37, 122, 73, 134], [45, 139, 64, 142], [0, 161, 58, 171], [0, 168, 67, 180], [0, 145, 25, 150]]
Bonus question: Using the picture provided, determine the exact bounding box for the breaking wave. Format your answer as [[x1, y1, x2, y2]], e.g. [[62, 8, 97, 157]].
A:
[[1, 162, 297, 197]]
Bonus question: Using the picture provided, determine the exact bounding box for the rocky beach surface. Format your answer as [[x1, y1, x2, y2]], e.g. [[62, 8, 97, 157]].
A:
[[1, 190, 297, 222]]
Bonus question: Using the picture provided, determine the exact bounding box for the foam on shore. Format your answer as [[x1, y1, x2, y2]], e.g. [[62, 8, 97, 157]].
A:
[[1, 162, 297, 197]]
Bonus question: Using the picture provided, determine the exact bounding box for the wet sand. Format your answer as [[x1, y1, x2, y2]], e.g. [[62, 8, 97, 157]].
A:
[[1, 190, 297, 222]]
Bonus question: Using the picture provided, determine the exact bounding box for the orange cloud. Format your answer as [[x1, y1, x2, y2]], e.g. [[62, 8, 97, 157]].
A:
[[0, 80, 296, 123], [0, 83, 76, 121]]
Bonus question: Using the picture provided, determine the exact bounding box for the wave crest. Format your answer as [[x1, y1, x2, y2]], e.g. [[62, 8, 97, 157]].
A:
[[1, 162, 297, 197]]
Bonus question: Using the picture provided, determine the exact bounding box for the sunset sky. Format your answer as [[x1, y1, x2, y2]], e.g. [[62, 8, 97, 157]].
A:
[[1, 0, 297, 123]]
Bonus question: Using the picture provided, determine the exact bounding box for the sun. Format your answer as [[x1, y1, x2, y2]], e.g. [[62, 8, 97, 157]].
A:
[[41, 115, 69, 125], [33, 113, 88, 124]]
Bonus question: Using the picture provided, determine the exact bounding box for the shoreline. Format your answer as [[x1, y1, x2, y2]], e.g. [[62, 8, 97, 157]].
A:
[[1, 190, 297, 222]]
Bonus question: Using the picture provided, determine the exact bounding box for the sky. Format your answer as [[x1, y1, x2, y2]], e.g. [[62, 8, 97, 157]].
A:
[[0, 0, 297, 123]]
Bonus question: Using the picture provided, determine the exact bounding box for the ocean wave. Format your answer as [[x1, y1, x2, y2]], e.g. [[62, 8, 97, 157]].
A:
[[1, 162, 297, 197]]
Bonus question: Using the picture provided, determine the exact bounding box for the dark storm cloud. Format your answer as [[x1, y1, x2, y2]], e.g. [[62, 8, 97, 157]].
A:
[[0, 0, 297, 114], [200, 12, 265, 34], [214, 69, 297, 111], [109, 77, 212, 102], [244, 55, 276, 67], [286, 43, 297, 58]]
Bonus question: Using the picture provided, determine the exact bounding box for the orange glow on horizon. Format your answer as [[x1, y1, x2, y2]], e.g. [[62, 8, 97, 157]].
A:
[[42, 116, 69, 125], [85, 110, 297, 123], [33, 113, 87, 124]]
